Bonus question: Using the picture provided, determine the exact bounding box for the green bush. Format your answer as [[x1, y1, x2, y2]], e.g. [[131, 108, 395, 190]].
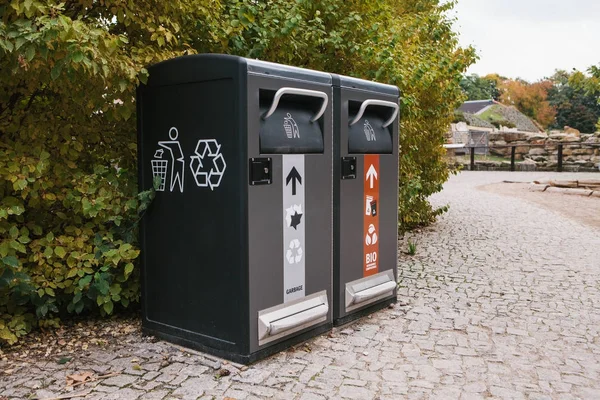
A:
[[0, 0, 475, 344], [0, 0, 219, 344], [490, 119, 516, 129], [452, 111, 467, 124]]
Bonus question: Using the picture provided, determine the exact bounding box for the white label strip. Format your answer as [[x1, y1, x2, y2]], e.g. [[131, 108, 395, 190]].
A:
[[282, 154, 306, 302]]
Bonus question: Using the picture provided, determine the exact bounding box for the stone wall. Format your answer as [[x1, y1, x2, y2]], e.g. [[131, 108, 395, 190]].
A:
[[487, 132, 600, 172]]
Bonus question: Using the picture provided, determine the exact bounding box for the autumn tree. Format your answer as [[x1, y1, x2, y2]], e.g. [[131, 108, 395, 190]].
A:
[[498, 78, 556, 128]]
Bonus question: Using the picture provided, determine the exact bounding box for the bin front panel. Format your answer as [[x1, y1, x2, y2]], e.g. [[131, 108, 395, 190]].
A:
[[334, 85, 399, 322], [247, 74, 333, 353], [139, 78, 246, 350]]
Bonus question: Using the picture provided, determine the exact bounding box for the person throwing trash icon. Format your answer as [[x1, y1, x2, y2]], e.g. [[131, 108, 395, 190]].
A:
[[153, 127, 185, 193]]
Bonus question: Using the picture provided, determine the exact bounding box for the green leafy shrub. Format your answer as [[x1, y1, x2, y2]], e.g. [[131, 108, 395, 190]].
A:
[[213, 1, 476, 231], [490, 119, 516, 129], [0, 1, 219, 344], [453, 111, 467, 123], [0, 0, 475, 344]]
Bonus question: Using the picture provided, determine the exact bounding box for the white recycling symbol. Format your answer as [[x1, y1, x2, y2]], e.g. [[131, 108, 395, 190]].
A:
[[189, 139, 227, 191], [365, 223, 378, 246], [286, 239, 303, 264]]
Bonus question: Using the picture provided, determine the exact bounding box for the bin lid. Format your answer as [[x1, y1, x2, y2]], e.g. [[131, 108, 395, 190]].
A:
[[332, 74, 399, 96], [247, 59, 331, 84], [143, 54, 331, 87]]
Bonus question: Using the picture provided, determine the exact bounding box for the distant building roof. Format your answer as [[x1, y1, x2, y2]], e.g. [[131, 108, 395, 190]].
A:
[[457, 100, 495, 115]]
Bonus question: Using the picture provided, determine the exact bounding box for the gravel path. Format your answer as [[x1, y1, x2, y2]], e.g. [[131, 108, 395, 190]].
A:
[[1, 171, 600, 400]]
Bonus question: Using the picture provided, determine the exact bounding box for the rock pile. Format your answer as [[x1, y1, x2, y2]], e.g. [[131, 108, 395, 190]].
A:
[[488, 132, 600, 172]]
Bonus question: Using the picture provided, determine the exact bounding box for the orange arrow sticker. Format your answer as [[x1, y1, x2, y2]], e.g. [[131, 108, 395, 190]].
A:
[[363, 155, 379, 277]]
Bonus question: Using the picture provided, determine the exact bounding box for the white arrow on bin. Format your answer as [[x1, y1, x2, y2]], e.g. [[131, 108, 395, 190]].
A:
[[366, 164, 378, 189]]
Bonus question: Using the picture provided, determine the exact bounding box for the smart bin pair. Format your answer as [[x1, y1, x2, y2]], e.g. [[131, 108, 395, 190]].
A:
[[137, 54, 399, 363]]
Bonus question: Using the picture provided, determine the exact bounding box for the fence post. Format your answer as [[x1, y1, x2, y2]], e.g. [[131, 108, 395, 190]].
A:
[[510, 146, 516, 172], [557, 144, 563, 172], [470, 147, 475, 171]]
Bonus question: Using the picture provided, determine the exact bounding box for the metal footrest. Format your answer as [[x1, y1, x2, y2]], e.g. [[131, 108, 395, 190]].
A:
[[345, 270, 396, 312], [258, 291, 328, 346]]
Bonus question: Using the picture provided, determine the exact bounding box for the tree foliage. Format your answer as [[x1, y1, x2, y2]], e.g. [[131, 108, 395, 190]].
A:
[[497, 78, 556, 128], [208, 0, 476, 229], [460, 74, 500, 101], [547, 70, 600, 133], [569, 65, 600, 131], [0, 0, 221, 344], [0, 0, 475, 343]]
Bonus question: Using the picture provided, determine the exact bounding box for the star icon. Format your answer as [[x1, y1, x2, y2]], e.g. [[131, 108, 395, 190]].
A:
[[290, 211, 303, 230]]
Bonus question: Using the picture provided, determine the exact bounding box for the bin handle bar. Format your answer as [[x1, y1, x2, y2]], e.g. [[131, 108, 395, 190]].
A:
[[349, 99, 399, 128], [262, 87, 328, 122]]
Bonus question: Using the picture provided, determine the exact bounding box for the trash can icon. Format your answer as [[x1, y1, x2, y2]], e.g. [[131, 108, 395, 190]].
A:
[[151, 149, 168, 191], [138, 54, 333, 363]]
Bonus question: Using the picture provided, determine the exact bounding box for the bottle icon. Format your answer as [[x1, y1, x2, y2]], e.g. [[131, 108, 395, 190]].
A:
[[364, 120, 376, 142]]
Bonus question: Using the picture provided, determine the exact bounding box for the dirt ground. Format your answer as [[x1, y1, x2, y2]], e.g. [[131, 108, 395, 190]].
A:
[[479, 182, 600, 229]]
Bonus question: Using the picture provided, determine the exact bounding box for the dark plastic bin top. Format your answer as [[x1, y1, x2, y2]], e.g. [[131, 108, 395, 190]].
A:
[[332, 74, 399, 96], [246, 59, 331, 84], [143, 54, 331, 87]]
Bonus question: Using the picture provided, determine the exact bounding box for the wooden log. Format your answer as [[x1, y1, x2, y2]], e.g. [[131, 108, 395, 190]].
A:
[[547, 180, 578, 188]]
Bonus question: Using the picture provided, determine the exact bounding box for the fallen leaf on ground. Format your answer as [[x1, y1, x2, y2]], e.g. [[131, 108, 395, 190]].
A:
[[66, 371, 94, 386]]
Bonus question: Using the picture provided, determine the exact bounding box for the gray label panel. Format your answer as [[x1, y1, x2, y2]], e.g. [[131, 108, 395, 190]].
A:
[[282, 155, 305, 302]]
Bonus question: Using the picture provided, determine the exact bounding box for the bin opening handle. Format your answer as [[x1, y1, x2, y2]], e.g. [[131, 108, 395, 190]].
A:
[[262, 87, 328, 123], [349, 99, 399, 128]]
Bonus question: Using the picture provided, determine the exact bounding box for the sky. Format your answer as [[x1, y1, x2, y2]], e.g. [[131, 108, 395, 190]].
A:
[[452, 0, 600, 82]]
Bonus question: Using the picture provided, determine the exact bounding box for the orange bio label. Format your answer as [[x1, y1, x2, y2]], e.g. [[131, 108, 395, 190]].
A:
[[363, 155, 380, 277]]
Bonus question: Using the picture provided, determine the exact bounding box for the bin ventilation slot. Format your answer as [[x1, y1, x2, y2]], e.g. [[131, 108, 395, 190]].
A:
[[345, 270, 396, 312], [258, 291, 328, 345]]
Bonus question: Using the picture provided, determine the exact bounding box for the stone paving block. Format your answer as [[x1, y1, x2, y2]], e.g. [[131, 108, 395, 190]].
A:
[[338, 384, 375, 399], [4, 171, 600, 400], [102, 374, 139, 387], [102, 388, 144, 400]]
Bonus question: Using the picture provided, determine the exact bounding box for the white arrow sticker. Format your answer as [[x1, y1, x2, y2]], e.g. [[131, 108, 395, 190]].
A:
[[366, 164, 378, 189]]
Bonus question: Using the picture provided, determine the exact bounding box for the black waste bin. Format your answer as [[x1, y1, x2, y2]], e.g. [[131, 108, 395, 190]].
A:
[[137, 54, 333, 363], [332, 74, 400, 326]]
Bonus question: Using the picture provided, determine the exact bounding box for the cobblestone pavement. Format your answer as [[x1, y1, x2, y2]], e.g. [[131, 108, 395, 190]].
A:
[[2, 171, 600, 400]]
